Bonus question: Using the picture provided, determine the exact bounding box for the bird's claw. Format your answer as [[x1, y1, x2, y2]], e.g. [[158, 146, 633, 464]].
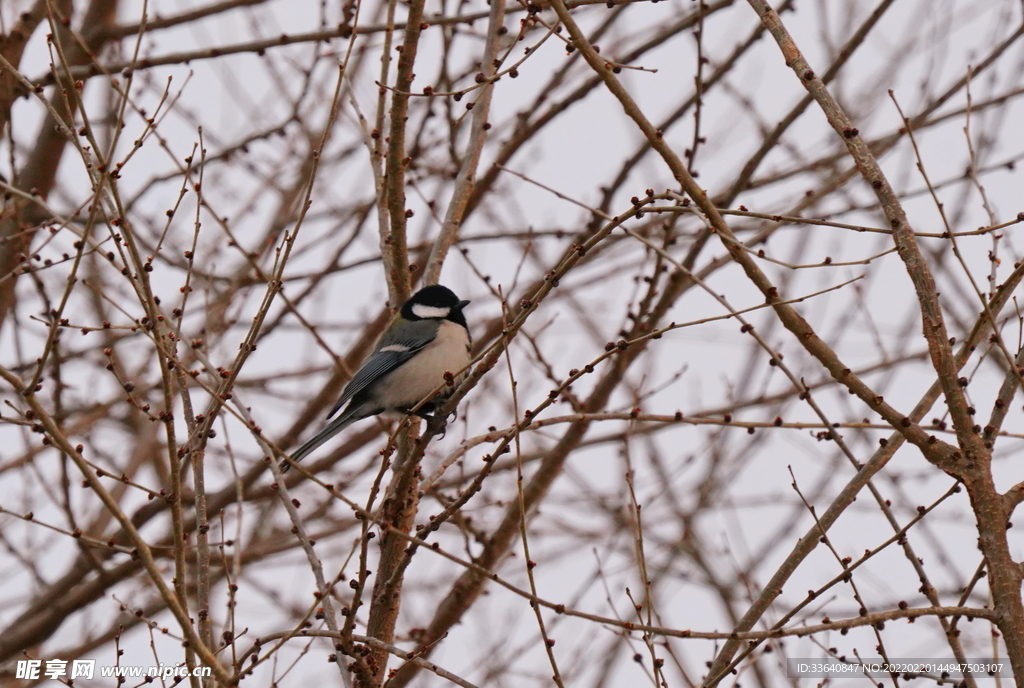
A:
[[421, 409, 457, 439], [425, 413, 449, 439]]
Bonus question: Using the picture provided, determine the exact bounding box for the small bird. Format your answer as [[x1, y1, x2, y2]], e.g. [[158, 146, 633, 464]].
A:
[[286, 284, 472, 467]]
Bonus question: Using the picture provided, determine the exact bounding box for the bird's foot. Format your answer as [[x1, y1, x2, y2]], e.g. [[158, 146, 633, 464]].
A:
[[421, 407, 460, 439], [425, 412, 449, 439]]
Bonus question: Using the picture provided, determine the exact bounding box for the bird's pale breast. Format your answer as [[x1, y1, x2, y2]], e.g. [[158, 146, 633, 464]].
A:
[[374, 320, 471, 409]]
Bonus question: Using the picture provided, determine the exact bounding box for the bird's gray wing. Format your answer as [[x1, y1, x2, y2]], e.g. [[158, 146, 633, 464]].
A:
[[327, 319, 440, 419]]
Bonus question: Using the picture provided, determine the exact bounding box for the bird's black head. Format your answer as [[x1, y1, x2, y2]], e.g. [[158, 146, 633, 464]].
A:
[[401, 284, 470, 327]]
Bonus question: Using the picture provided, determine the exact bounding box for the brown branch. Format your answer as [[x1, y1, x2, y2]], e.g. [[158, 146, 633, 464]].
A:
[[0, 0, 47, 135], [744, 0, 1024, 679], [538, 0, 1024, 682], [0, 0, 119, 332], [378, 0, 427, 305], [0, 366, 231, 684], [721, 0, 898, 206], [422, 0, 507, 285], [104, 0, 272, 40], [549, 0, 956, 467]]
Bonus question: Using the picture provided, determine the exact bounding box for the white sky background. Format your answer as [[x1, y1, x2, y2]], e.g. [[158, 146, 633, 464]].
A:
[[2, 0, 1024, 685]]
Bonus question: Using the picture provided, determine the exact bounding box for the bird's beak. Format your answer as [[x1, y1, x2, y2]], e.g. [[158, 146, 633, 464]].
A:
[[457, 299, 471, 309]]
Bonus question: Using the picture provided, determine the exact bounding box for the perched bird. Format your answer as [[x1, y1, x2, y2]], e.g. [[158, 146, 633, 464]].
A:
[[286, 285, 472, 468]]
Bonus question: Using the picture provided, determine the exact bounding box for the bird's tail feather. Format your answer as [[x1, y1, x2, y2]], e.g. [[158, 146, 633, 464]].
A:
[[284, 406, 363, 470]]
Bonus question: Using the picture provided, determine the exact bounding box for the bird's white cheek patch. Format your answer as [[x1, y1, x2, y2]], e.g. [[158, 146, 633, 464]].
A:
[[412, 304, 450, 319], [380, 344, 411, 353]]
